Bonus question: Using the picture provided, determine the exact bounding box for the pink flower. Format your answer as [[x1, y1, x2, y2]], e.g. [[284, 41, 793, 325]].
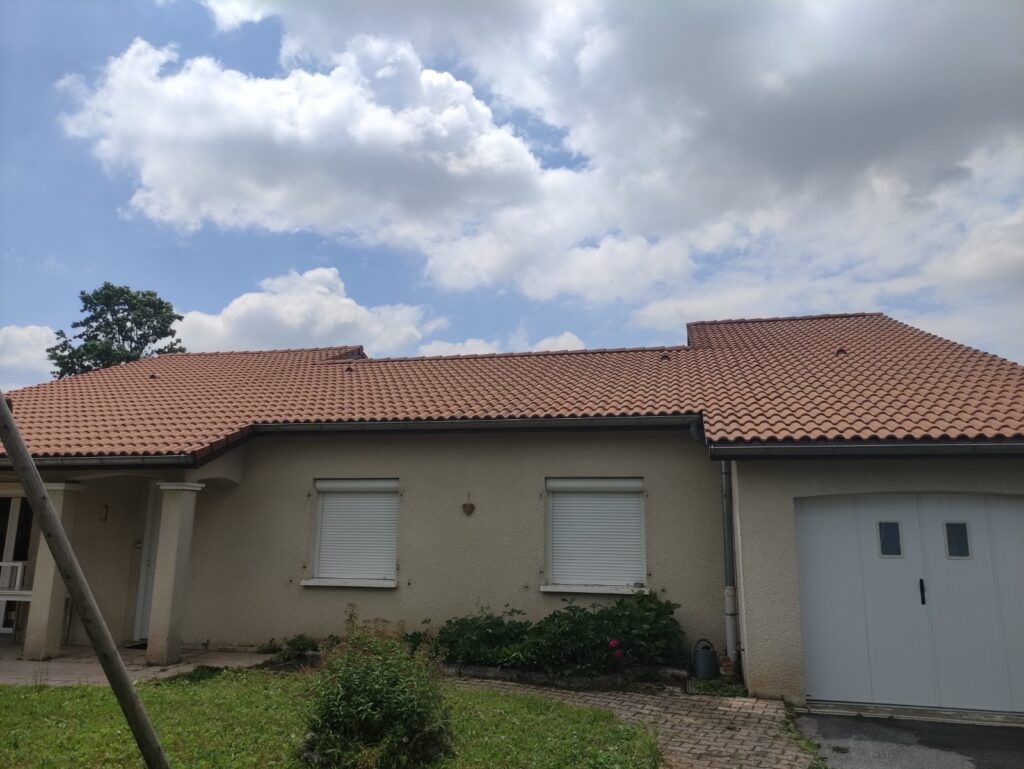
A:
[[613, 650, 625, 660], [608, 638, 620, 649]]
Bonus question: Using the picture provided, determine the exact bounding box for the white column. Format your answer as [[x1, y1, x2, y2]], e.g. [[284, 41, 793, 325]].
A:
[[23, 482, 82, 660], [146, 482, 203, 666]]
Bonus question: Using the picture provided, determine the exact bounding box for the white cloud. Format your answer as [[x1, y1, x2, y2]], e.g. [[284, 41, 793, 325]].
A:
[[176, 267, 438, 354], [417, 329, 585, 357], [531, 331, 585, 351], [417, 338, 501, 357], [59, 2, 1024, 359], [60, 37, 540, 238], [0, 325, 57, 391], [632, 140, 1024, 362]]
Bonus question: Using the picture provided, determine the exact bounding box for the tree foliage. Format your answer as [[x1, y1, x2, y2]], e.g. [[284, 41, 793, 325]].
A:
[[47, 282, 185, 378]]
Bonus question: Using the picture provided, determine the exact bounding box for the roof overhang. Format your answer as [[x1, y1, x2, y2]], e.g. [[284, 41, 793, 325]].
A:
[[0, 414, 703, 470], [0, 454, 195, 469], [252, 414, 701, 434], [708, 440, 1024, 459]]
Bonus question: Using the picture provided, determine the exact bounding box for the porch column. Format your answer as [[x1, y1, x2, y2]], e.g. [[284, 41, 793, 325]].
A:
[[23, 482, 82, 660], [146, 482, 203, 666]]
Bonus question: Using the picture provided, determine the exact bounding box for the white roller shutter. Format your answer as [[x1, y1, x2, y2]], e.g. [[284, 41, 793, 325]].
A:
[[314, 479, 398, 581], [547, 478, 646, 587]]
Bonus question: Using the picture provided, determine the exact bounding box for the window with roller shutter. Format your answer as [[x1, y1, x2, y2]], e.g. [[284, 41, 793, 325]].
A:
[[545, 478, 646, 589], [310, 479, 399, 585]]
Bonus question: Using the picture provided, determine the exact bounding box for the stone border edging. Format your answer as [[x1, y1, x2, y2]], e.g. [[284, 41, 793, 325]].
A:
[[440, 662, 688, 691]]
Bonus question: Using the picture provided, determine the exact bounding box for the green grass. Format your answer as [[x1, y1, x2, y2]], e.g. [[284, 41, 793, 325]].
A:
[[687, 677, 749, 697], [0, 670, 659, 769]]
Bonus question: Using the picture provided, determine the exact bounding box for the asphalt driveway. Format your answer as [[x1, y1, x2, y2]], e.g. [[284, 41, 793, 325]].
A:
[[797, 713, 1024, 769]]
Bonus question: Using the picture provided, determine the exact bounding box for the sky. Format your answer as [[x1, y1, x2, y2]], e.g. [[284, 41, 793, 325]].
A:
[[1, 0, 1022, 391]]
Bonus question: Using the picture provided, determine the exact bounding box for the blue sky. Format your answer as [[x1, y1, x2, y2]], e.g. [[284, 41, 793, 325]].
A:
[[1, 1, 1022, 389]]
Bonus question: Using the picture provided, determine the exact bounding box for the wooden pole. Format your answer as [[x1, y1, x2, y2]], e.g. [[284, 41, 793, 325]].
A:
[[0, 391, 172, 769]]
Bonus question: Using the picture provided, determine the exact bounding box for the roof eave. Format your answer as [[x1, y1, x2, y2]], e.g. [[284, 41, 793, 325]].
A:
[[252, 414, 702, 434], [0, 454, 195, 470], [0, 414, 704, 469], [708, 439, 1024, 459]]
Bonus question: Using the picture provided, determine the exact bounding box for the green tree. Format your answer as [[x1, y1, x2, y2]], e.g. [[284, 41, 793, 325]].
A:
[[47, 282, 186, 378]]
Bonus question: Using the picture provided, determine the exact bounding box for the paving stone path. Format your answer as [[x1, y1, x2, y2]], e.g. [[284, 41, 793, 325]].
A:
[[454, 678, 815, 769]]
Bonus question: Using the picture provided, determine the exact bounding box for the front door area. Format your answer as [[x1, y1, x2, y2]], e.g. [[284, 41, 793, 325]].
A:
[[795, 493, 1024, 713]]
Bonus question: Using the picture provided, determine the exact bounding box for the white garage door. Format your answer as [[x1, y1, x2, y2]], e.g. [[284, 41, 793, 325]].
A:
[[795, 493, 1024, 712]]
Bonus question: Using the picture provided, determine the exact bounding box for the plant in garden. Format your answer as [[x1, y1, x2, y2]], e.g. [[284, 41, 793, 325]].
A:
[[514, 604, 608, 675], [255, 638, 282, 654], [300, 633, 452, 769], [436, 606, 531, 666], [435, 592, 685, 677], [596, 592, 686, 667]]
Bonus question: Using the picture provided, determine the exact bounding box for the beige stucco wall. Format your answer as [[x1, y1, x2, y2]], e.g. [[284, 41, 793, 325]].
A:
[[732, 456, 1024, 703], [180, 429, 724, 650]]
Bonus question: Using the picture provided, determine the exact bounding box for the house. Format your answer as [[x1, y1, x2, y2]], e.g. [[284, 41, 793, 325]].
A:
[[1, 312, 1022, 713]]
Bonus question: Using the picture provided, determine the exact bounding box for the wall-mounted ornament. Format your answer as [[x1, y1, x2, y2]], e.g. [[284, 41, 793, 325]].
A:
[[462, 501, 475, 516]]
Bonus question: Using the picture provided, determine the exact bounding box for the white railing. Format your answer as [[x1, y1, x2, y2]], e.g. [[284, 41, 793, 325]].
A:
[[0, 561, 29, 594]]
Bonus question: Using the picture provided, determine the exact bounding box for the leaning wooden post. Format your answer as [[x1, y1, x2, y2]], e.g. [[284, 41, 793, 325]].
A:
[[0, 391, 172, 769]]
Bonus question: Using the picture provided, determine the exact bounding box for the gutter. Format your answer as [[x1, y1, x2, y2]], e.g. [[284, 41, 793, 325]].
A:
[[708, 440, 1024, 458], [0, 454, 193, 469], [253, 414, 702, 434]]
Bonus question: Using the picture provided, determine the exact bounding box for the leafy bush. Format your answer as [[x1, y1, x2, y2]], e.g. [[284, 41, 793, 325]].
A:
[[262, 633, 323, 667], [512, 604, 608, 676], [256, 639, 282, 654], [435, 593, 685, 677], [300, 633, 452, 769], [436, 607, 531, 666], [403, 629, 437, 658], [285, 633, 320, 656], [597, 591, 686, 668]]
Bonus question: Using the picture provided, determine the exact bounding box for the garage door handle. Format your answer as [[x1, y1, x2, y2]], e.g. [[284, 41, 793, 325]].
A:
[[919, 578, 926, 605]]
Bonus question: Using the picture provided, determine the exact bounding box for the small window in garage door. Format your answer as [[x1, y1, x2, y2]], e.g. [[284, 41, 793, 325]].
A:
[[945, 522, 970, 558], [877, 521, 902, 557]]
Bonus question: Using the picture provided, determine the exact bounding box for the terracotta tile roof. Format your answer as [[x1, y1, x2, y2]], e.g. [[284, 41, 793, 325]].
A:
[[686, 313, 1024, 444], [3, 314, 1022, 460]]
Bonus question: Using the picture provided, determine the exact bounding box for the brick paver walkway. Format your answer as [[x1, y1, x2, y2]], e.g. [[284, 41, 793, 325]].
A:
[[455, 678, 814, 769]]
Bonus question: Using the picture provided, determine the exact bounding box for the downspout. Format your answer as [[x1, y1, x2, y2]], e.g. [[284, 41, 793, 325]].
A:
[[721, 460, 739, 668]]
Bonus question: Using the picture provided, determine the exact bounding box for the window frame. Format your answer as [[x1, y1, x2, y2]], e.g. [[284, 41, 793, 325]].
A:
[[543, 477, 648, 595], [302, 478, 400, 589]]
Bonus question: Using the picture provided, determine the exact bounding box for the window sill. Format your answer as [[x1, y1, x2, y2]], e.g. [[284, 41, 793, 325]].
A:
[[300, 578, 398, 589], [540, 584, 647, 595]]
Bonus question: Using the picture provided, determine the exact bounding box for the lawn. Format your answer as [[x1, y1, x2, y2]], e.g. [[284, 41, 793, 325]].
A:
[[0, 668, 659, 769]]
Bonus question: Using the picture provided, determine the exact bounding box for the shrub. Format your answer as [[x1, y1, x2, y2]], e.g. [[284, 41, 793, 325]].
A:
[[285, 633, 320, 656], [511, 604, 605, 675], [403, 629, 437, 658], [263, 633, 323, 668], [256, 638, 282, 654], [435, 607, 531, 666], [597, 591, 686, 668], [300, 633, 452, 769], [435, 593, 684, 677]]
